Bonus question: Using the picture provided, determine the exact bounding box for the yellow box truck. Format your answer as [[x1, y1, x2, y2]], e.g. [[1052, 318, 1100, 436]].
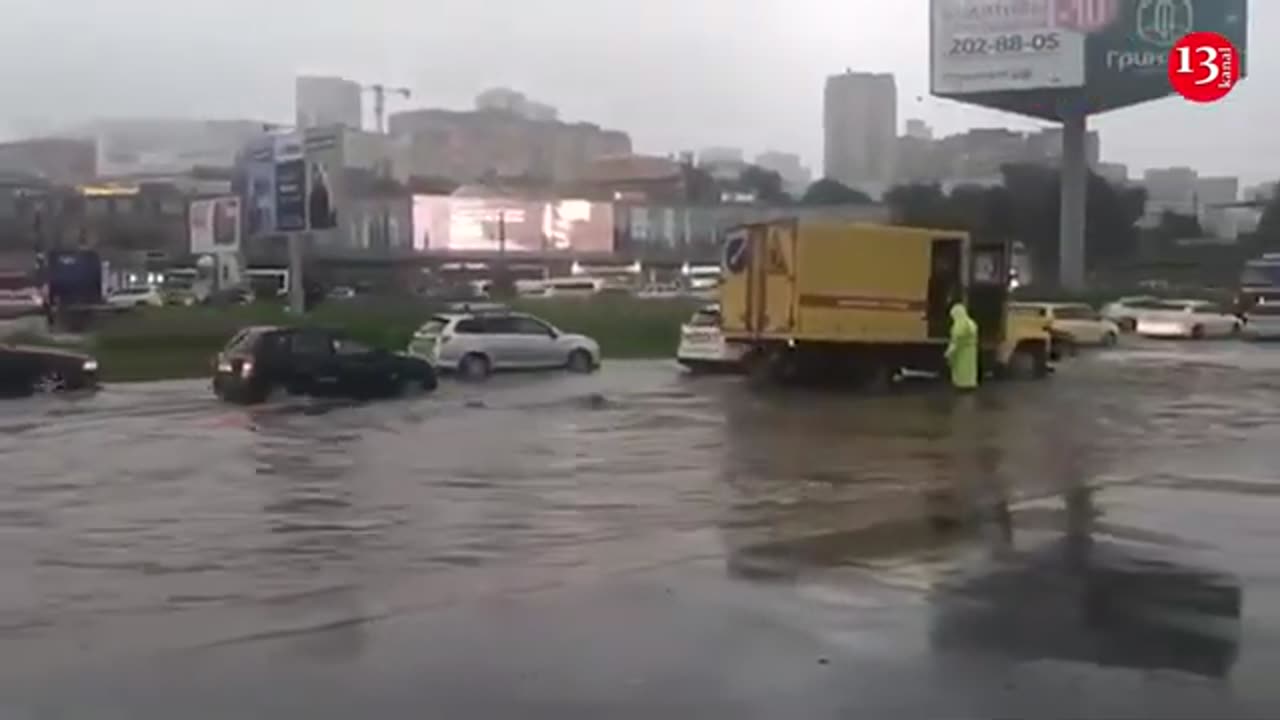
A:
[[719, 220, 1050, 385]]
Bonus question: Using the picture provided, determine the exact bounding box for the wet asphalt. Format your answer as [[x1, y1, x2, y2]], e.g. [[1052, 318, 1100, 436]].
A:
[[2, 341, 1280, 718]]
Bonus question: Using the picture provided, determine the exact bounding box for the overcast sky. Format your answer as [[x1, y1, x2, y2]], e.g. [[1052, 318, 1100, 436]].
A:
[[0, 0, 1272, 185]]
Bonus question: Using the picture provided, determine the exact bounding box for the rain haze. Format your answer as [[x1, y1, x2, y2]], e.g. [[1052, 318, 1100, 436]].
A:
[[0, 0, 1272, 182], [8, 3, 1280, 718]]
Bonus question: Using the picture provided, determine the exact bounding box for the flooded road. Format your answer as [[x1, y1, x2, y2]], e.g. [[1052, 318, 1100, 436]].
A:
[[3, 343, 1280, 718]]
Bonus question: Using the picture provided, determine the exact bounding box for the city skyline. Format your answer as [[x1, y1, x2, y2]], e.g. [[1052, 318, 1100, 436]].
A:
[[0, 0, 1269, 184]]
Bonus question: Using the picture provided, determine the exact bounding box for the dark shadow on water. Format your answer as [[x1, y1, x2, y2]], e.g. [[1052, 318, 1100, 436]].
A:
[[716, 374, 1243, 679]]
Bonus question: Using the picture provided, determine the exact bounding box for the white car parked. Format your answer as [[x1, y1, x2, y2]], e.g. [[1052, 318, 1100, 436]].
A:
[[676, 304, 747, 373], [1134, 300, 1242, 340], [107, 286, 164, 309], [408, 307, 601, 380], [1100, 295, 1159, 333]]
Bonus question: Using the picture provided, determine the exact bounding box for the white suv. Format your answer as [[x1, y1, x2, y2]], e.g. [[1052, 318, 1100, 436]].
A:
[[409, 309, 601, 380]]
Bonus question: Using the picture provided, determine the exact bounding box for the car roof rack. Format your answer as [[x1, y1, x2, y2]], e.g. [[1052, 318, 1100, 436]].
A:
[[445, 301, 511, 314]]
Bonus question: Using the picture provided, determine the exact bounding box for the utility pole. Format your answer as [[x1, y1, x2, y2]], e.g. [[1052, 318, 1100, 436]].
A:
[[362, 83, 411, 135]]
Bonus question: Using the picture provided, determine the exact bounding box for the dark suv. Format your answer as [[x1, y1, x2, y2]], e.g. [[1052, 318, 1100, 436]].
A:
[[213, 326, 438, 405]]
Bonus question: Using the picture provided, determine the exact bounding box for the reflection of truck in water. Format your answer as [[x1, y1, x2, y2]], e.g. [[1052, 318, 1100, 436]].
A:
[[719, 221, 1052, 385]]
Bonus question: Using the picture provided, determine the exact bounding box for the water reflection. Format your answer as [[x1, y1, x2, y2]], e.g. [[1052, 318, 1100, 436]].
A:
[[930, 481, 1243, 679], [718, 382, 1242, 679], [247, 411, 372, 662]]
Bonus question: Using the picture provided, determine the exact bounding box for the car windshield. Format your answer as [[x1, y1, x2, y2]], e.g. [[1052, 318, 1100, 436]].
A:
[[332, 337, 371, 355], [418, 319, 449, 335], [688, 309, 721, 327]]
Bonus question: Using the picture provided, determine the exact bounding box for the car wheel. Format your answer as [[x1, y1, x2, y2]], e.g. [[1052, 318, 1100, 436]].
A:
[[1191, 325, 1205, 340], [421, 369, 439, 392], [459, 353, 491, 381], [567, 349, 595, 374], [1120, 318, 1137, 333], [1102, 332, 1118, 348], [31, 370, 67, 394]]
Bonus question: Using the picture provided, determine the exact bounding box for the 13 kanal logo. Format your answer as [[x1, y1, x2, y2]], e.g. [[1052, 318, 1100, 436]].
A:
[[1168, 31, 1241, 103]]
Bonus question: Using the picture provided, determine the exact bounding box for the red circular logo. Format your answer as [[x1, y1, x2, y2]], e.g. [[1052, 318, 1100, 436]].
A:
[[1168, 32, 1241, 104]]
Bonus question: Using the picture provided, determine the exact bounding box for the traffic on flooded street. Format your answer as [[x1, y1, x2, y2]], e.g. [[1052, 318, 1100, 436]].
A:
[[2, 341, 1280, 718]]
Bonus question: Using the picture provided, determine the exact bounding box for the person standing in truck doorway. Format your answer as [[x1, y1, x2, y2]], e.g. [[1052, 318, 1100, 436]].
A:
[[945, 301, 979, 391]]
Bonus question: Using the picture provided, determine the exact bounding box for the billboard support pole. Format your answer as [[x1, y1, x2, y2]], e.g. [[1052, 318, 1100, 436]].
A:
[[288, 232, 305, 314], [1059, 110, 1088, 291]]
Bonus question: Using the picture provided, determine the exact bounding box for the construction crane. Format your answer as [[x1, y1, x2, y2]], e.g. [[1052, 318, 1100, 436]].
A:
[[363, 83, 411, 134]]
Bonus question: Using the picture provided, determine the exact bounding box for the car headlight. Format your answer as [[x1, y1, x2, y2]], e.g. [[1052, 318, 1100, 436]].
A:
[[82, 358, 98, 372]]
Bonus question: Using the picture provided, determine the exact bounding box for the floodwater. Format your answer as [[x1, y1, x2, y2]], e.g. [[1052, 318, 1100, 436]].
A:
[[2, 344, 1280, 718]]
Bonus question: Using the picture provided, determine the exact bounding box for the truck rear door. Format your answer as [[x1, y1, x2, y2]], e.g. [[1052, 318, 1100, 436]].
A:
[[755, 221, 797, 336], [968, 240, 1010, 344], [927, 238, 964, 339]]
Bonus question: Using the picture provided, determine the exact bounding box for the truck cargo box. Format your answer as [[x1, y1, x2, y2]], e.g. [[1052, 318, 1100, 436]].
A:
[[720, 221, 975, 346]]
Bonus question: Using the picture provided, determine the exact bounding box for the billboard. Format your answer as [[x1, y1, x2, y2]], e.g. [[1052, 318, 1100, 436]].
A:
[[244, 137, 275, 238], [189, 196, 242, 255], [411, 195, 614, 254], [931, 0, 1087, 95], [931, 0, 1246, 119]]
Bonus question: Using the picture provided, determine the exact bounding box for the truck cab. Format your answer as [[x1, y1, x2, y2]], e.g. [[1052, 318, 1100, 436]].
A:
[[968, 240, 1052, 380]]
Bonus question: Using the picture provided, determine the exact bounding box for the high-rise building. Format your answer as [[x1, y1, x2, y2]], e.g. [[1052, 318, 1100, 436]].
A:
[[296, 76, 363, 131], [823, 71, 897, 197], [754, 151, 813, 197]]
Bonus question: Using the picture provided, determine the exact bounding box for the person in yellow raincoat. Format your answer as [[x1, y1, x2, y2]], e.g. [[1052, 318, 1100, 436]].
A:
[[944, 302, 979, 391]]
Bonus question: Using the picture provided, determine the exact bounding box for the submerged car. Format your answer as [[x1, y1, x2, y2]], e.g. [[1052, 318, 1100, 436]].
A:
[[0, 343, 99, 396], [408, 308, 600, 381], [1011, 302, 1121, 348], [676, 304, 746, 373], [213, 326, 438, 405], [1100, 295, 1160, 333], [1134, 300, 1242, 340]]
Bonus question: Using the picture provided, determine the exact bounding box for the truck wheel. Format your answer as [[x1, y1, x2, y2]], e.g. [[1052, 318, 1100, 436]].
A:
[[1007, 344, 1048, 381]]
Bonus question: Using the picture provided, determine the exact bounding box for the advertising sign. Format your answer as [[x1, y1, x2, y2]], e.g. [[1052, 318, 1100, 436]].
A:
[[1085, 0, 1245, 113], [189, 196, 242, 255], [303, 130, 342, 232], [411, 195, 614, 254], [244, 137, 275, 238], [931, 0, 1087, 94], [931, 0, 1246, 118], [273, 133, 307, 233]]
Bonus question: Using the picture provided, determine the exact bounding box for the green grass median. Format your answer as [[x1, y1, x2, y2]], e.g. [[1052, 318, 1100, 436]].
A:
[[81, 297, 702, 382]]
